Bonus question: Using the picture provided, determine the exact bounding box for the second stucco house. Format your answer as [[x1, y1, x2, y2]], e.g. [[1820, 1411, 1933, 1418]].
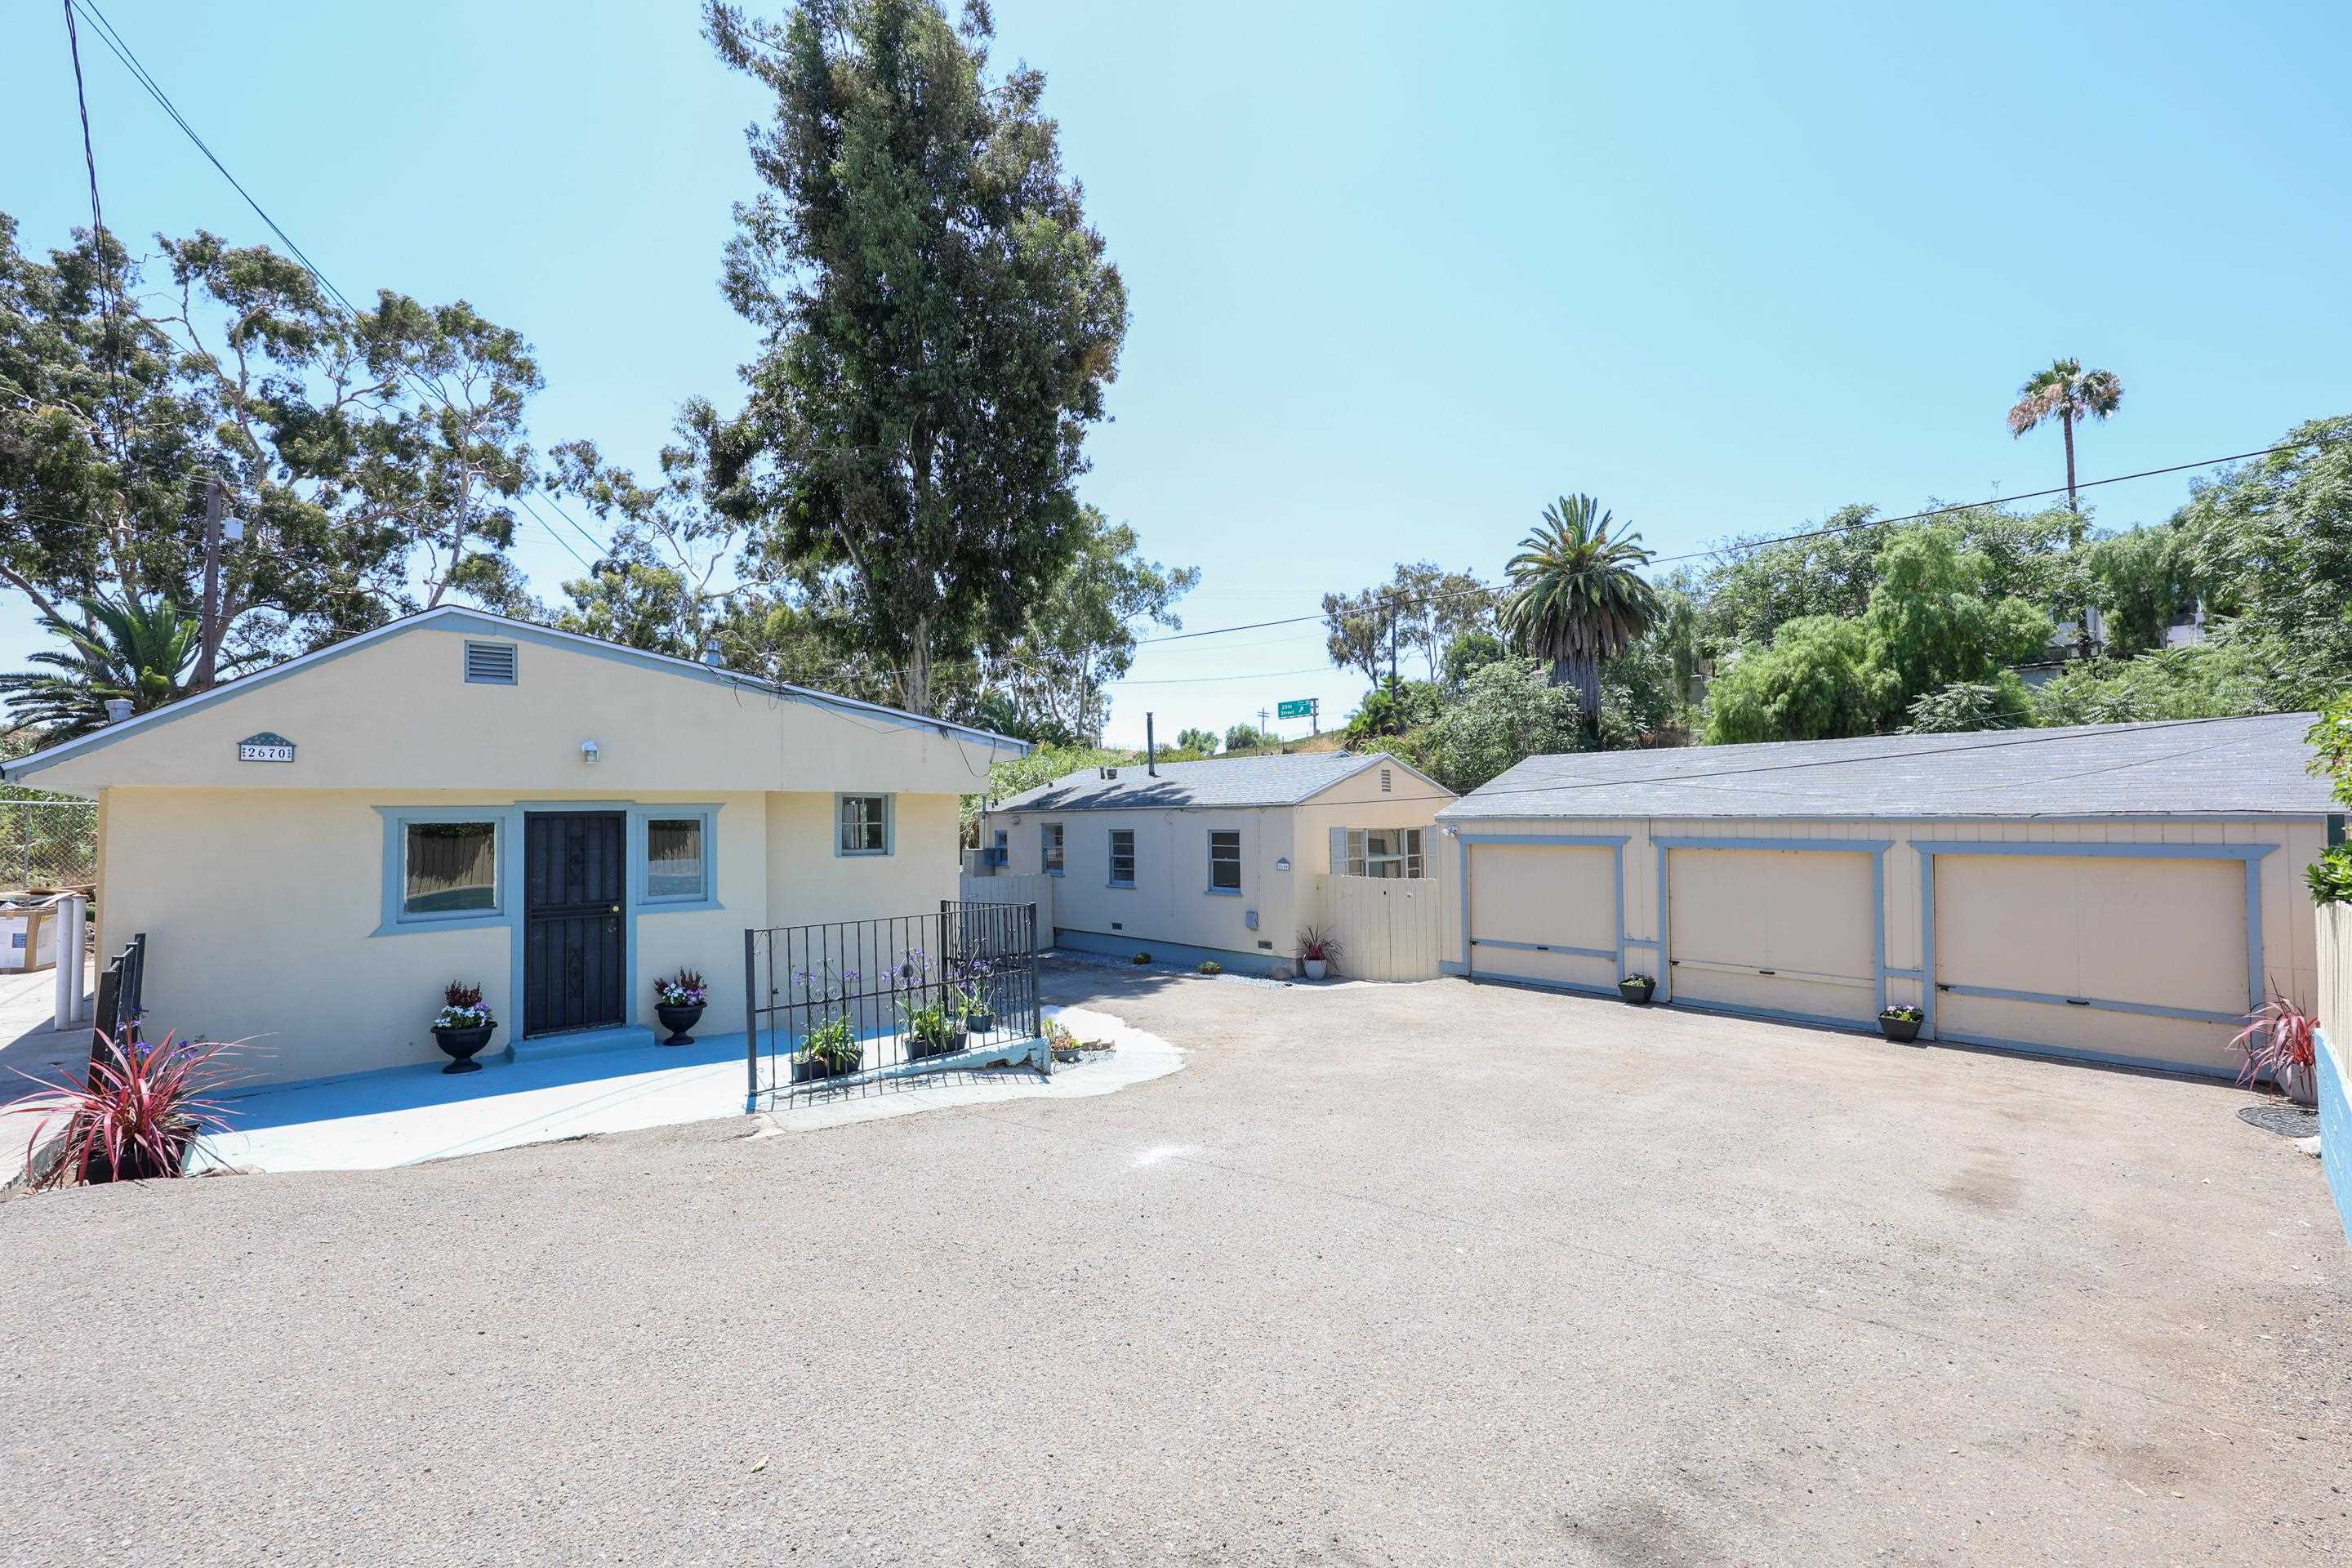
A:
[[982, 751, 1454, 974], [2, 607, 1028, 1088]]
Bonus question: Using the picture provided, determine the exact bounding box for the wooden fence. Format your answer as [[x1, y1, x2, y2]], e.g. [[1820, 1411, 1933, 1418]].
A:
[[955, 871, 1057, 940], [2323, 902, 2350, 1081], [1307, 874, 1441, 982]]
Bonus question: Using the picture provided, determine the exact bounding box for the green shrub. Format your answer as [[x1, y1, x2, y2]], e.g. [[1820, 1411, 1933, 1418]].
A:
[[1196, 959, 1223, 975], [1132, 951, 1152, 964]]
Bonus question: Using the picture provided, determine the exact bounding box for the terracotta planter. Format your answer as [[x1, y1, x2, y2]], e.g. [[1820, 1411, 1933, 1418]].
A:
[[655, 1002, 704, 1047], [432, 1023, 496, 1074]]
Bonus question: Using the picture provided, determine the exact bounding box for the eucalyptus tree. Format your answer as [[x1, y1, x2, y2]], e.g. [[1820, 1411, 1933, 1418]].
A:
[[1, 216, 548, 685], [1500, 493, 1660, 733], [701, 0, 1129, 716]]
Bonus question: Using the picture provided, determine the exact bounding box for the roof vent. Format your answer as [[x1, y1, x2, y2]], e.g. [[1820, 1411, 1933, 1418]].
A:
[[103, 697, 133, 725], [701, 648, 724, 669], [1381, 767, 1392, 793], [464, 640, 519, 685], [1104, 767, 1118, 780]]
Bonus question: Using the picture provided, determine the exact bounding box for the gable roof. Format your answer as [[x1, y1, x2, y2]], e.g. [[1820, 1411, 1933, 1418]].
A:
[[994, 751, 1450, 813], [1, 605, 1029, 785], [1436, 712, 2335, 822]]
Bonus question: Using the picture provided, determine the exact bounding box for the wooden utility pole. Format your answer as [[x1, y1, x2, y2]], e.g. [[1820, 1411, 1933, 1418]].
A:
[[192, 475, 228, 691]]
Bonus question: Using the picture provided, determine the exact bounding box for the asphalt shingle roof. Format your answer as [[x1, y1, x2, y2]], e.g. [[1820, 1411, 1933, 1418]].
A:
[[1436, 712, 2336, 822], [996, 751, 1415, 812]]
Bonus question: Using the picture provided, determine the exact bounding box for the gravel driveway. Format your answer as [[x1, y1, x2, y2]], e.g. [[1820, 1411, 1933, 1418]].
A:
[[4, 962, 2345, 1565]]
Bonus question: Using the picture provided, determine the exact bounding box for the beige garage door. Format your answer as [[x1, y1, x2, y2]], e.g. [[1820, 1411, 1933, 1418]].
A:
[[1931, 853, 2248, 1074], [1467, 843, 1618, 991], [1666, 847, 1878, 1024]]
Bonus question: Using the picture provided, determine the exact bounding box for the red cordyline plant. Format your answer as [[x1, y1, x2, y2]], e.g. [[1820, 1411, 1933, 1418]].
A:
[[2229, 988, 2318, 1096], [7, 1032, 240, 1188]]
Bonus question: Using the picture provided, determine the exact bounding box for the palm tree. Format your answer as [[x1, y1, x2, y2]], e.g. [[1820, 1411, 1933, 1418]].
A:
[[0, 595, 200, 740], [2006, 358, 2124, 523], [2007, 358, 2123, 654], [1501, 495, 1660, 734]]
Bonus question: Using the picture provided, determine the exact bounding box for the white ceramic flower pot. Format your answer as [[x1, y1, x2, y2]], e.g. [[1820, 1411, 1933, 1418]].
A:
[[1302, 958, 1328, 981]]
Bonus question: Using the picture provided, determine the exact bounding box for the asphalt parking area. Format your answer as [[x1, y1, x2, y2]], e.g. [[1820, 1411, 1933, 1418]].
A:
[[2, 960, 2345, 1565]]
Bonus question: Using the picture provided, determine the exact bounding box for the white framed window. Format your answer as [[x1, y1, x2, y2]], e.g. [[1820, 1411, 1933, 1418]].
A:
[[644, 813, 712, 903], [1207, 829, 1242, 893], [1108, 828, 1137, 887], [837, 794, 892, 856], [1344, 827, 1424, 879], [1041, 822, 1065, 875]]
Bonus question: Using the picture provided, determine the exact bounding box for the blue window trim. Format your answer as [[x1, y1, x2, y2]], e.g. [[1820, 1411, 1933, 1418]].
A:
[[1206, 828, 1243, 896], [1040, 822, 1066, 877], [635, 804, 724, 913], [835, 792, 894, 858], [1913, 839, 2275, 1042], [373, 805, 519, 935], [1107, 826, 1137, 889]]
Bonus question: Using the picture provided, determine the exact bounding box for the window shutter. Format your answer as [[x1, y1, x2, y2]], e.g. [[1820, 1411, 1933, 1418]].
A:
[[1329, 826, 1347, 876]]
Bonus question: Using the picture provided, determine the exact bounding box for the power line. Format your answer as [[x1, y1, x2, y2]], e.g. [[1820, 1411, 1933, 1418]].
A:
[[60, 0, 125, 442], [1127, 439, 2307, 652], [65, 0, 611, 577]]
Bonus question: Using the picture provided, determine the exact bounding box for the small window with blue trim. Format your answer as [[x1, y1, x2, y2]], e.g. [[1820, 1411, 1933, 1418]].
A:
[[402, 821, 498, 918], [645, 817, 707, 902], [838, 795, 891, 856]]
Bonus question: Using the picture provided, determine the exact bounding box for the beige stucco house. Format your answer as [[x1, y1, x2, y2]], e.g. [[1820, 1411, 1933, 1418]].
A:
[[982, 751, 1454, 974], [1, 608, 1027, 1087], [1434, 714, 2339, 1079]]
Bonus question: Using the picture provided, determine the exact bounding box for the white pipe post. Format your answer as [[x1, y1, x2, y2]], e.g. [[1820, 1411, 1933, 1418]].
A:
[[51, 894, 85, 1030]]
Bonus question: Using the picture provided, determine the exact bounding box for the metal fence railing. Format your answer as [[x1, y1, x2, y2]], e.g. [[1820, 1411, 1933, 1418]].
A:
[[90, 930, 146, 1067], [744, 901, 1044, 1107]]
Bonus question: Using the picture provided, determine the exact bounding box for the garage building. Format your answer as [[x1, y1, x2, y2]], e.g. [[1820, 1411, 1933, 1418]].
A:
[[1433, 714, 2337, 1077]]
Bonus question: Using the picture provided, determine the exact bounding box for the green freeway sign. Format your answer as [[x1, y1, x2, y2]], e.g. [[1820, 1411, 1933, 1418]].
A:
[[1276, 698, 1316, 719]]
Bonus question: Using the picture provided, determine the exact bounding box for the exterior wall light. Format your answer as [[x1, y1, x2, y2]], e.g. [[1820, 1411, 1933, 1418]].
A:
[[581, 740, 601, 765]]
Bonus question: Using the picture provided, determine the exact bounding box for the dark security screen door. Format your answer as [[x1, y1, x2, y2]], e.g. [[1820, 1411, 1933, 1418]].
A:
[[523, 812, 626, 1036]]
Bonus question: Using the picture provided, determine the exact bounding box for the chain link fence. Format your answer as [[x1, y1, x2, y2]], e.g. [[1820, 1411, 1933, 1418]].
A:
[[0, 797, 98, 893]]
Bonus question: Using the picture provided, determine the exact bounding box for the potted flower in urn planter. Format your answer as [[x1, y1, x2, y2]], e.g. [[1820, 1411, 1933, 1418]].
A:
[[1877, 1004, 1924, 1044], [653, 969, 708, 1046], [1295, 927, 1342, 982], [2231, 989, 2319, 1106], [1618, 973, 1656, 1005], [431, 982, 497, 1073]]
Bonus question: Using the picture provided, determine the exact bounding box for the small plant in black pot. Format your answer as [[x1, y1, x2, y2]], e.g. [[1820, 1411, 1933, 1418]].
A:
[[431, 982, 497, 1073], [1878, 1004, 1924, 1044], [653, 969, 708, 1046], [791, 1013, 863, 1083], [1618, 973, 1656, 1005]]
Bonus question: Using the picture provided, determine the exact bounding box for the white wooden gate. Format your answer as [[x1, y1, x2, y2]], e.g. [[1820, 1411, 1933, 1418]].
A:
[[1308, 874, 1441, 981], [956, 871, 1056, 942]]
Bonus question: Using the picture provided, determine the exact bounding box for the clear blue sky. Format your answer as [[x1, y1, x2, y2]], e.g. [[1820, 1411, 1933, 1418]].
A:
[[7, 0, 2348, 746]]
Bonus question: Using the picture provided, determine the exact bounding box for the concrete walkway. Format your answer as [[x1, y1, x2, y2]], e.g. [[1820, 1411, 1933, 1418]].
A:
[[0, 964, 91, 1094], [194, 1006, 1179, 1172]]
